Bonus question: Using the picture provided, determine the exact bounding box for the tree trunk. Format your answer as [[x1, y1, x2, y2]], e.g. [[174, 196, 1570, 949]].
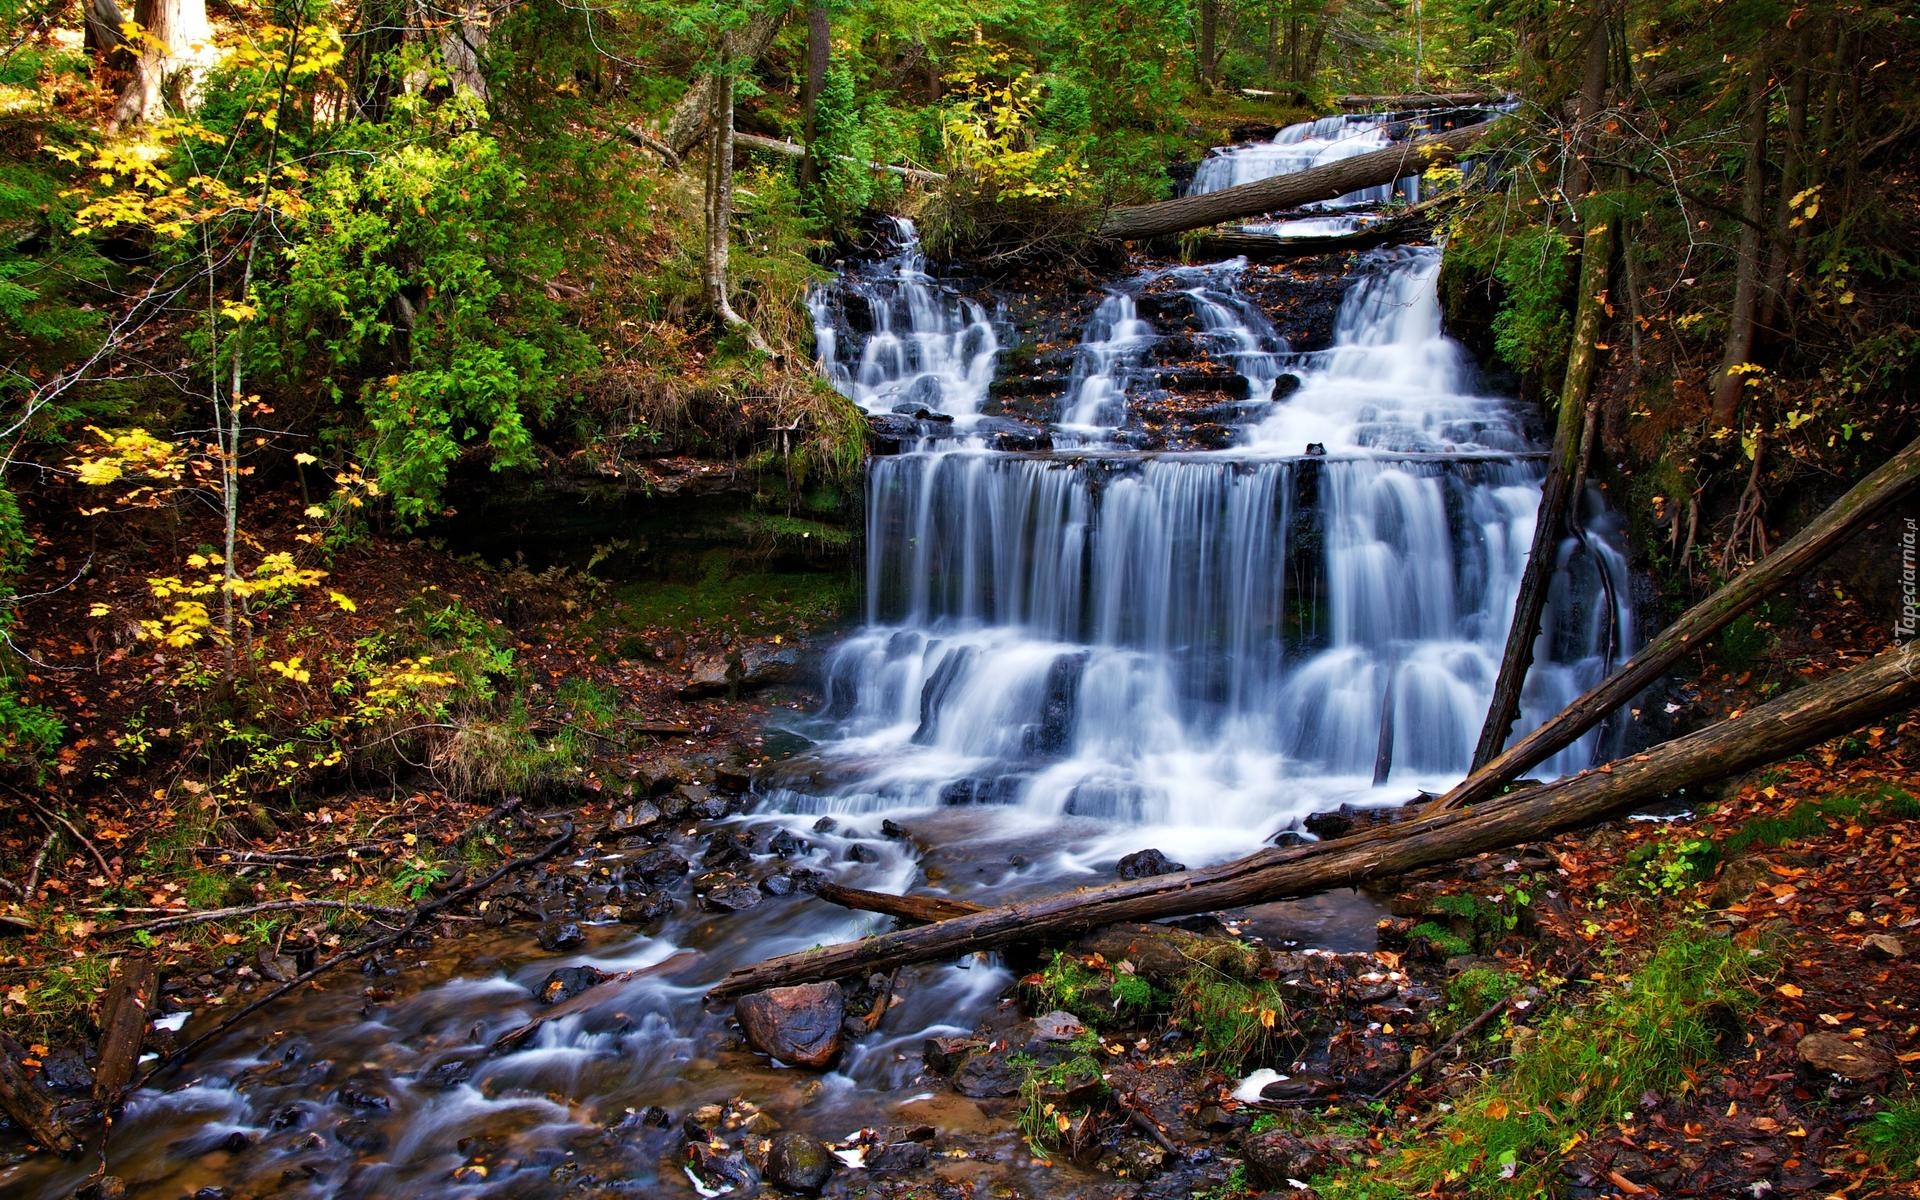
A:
[[1563, 5, 1611, 203], [734, 131, 945, 182], [1098, 122, 1491, 241], [1437, 431, 1920, 812], [665, 3, 792, 157], [1199, 0, 1220, 86], [1709, 55, 1771, 433], [703, 63, 773, 355], [1472, 213, 1613, 770], [112, 0, 213, 126], [1336, 91, 1490, 110], [439, 0, 492, 103], [709, 644, 1920, 999], [1759, 25, 1811, 338], [799, 1, 830, 190]]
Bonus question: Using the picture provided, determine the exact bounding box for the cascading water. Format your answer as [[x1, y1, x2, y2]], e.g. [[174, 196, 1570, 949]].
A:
[[1058, 292, 1156, 431], [782, 239, 1632, 866], [1179, 260, 1289, 404], [806, 217, 1000, 424]]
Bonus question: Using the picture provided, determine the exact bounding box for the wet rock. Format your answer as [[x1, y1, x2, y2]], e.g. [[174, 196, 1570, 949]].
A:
[[738, 644, 804, 688], [642, 1105, 671, 1128], [620, 890, 676, 925], [1243, 1130, 1362, 1188], [1115, 848, 1187, 880], [978, 416, 1052, 453], [1269, 828, 1310, 848], [950, 1049, 1022, 1098], [332, 1118, 387, 1153], [866, 1140, 932, 1172], [1796, 1032, 1893, 1082], [1329, 1029, 1405, 1094], [881, 819, 909, 840], [683, 1103, 726, 1142], [623, 848, 690, 886], [761, 873, 797, 897], [704, 830, 756, 869], [607, 802, 662, 836], [266, 1103, 310, 1130], [714, 766, 752, 794], [812, 816, 837, 833], [846, 843, 880, 864], [923, 1035, 985, 1074], [1861, 933, 1905, 960], [333, 1075, 393, 1111], [537, 920, 586, 952], [766, 829, 807, 858], [766, 1132, 836, 1194], [735, 982, 846, 1069], [39, 1047, 92, 1093], [74, 1177, 128, 1200], [679, 652, 734, 699], [422, 1060, 472, 1090], [192, 1189, 230, 1200], [537, 965, 608, 1005], [700, 876, 764, 913], [1195, 1104, 1244, 1132], [688, 1143, 760, 1193]]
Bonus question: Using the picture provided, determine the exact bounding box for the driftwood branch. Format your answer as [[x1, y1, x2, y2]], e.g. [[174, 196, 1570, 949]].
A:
[[709, 645, 1920, 999], [1099, 122, 1492, 242], [93, 953, 157, 1105], [0, 1041, 73, 1153]]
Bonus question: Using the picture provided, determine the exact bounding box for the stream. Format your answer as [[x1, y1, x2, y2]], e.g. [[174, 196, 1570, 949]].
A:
[[3, 111, 1634, 1200]]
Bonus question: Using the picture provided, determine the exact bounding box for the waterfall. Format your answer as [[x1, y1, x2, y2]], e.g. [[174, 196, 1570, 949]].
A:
[[806, 217, 1000, 424], [1059, 292, 1156, 431], [799, 235, 1634, 857]]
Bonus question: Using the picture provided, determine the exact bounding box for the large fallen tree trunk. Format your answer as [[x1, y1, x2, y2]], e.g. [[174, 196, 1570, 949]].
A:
[[1339, 91, 1495, 109], [1157, 202, 1439, 262], [1472, 213, 1614, 770], [1437, 430, 1920, 811], [1098, 122, 1492, 242], [663, 3, 791, 157], [709, 644, 1920, 999]]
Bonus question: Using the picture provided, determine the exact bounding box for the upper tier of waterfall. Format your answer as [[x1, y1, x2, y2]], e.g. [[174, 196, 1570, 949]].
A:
[[1187, 113, 1417, 209]]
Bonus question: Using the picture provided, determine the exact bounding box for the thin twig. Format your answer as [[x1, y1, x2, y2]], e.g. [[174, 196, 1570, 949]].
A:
[[20, 797, 113, 878], [23, 826, 57, 898], [147, 824, 575, 1078]]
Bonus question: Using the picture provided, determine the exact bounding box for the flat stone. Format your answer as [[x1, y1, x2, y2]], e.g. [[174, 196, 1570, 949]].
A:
[[537, 920, 586, 952], [1860, 933, 1904, 960], [1796, 1032, 1893, 1082], [701, 878, 764, 912]]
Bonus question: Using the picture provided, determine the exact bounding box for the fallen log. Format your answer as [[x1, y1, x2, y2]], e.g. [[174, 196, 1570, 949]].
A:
[[709, 644, 1920, 999], [733, 132, 946, 183], [1437, 430, 1920, 811], [93, 953, 156, 1105], [813, 881, 979, 923], [1158, 207, 1435, 263], [0, 1039, 74, 1153], [1340, 91, 1495, 110], [663, 4, 791, 157], [1472, 212, 1613, 771], [1099, 122, 1492, 242]]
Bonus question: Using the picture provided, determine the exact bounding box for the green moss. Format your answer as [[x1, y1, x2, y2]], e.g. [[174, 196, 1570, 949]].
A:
[[1175, 968, 1299, 1071], [598, 559, 857, 639], [1315, 928, 1767, 1200], [1409, 921, 1475, 959], [1441, 967, 1519, 1038], [1022, 951, 1165, 1025]]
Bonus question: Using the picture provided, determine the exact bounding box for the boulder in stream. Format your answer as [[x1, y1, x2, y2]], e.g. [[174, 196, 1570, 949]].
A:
[[765, 1132, 836, 1194], [1116, 848, 1187, 879], [735, 982, 846, 1069]]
